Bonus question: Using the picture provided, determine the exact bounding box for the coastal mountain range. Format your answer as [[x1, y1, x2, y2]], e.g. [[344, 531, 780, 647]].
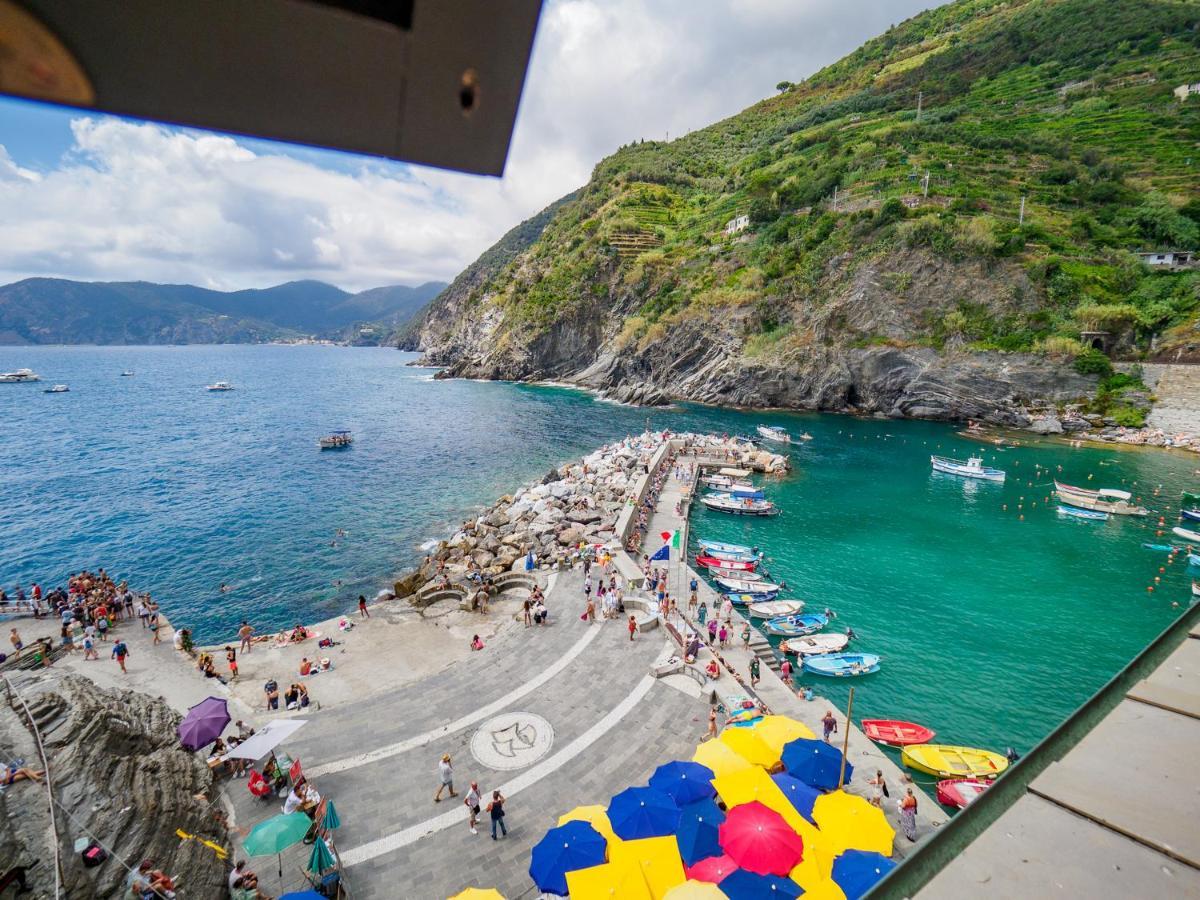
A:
[[405, 0, 1200, 426], [0, 277, 445, 345]]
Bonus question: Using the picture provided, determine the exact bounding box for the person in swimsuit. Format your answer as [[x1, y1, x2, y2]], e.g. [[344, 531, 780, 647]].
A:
[[3, 763, 45, 786]]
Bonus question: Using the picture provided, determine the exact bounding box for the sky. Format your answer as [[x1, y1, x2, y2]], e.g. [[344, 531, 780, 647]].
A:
[[0, 0, 942, 292]]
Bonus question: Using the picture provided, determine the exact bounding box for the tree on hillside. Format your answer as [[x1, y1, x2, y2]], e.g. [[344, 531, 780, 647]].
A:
[[776, 81, 794, 93]]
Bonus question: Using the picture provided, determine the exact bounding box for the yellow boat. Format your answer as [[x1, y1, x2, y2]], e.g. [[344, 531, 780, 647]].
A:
[[900, 744, 1008, 779]]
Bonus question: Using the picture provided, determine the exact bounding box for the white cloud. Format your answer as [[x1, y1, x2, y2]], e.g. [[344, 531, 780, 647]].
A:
[[0, 0, 941, 291]]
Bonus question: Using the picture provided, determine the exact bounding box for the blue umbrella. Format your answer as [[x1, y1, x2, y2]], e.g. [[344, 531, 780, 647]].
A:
[[832, 849, 897, 900], [649, 760, 716, 807], [719, 869, 802, 898], [279, 893, 325, 900], [781, 738, 853, 791], [771, 772, 820, 823], [529, 821, 608, 896], [607, 786, 680, 840], [675, 798, 725, 867]]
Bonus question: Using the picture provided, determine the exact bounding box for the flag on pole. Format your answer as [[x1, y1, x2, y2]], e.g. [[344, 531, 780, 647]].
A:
[[650, 544, 670, 562], [671, 529, 681, 549], [660, 531, 672, 542]]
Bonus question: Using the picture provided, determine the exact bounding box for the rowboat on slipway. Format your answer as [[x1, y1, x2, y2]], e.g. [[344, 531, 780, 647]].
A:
[[1054, 481, 1149, 516], [930, 455, 1005, 481]]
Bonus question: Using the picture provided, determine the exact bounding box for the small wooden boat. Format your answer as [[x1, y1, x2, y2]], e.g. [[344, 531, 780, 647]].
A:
[[861, 719, 935, 746], [803, 653, 880, 677], [700, 494, 778, 516], [703, 546, 761, 563], [765, 613, 828, 637], [936, 778, 990, 809], [1054, 481, 1148, 516], [748, 599, 804, 620], [700, 474, 757, 492], [724, 591, 778, 606], [931, 455, 1005, 482], [695, 555, 756, 572], [1057, 505, 1109, 521], [1184, 509, 1200, 524], [901, 744, 1008, 779], [1172, 526, 1200, 543], [1182, 491, 1200, 523], [698, 539, 756, 556], [757, 425, 792, 444], [780, 634, 848, 656], [318, 430, 354, 450], [716, 576, 780, 593], [1143, 543, 1181, 552]]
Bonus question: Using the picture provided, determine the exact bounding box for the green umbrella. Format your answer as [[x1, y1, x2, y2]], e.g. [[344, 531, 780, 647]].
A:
[[321, 800, 341, 831], [244, 812, 312, 877], [307, 837, 336, 876]]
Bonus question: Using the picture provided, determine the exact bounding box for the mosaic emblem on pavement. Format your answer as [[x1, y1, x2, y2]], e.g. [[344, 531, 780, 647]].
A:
[[470, 711, 554, 771]]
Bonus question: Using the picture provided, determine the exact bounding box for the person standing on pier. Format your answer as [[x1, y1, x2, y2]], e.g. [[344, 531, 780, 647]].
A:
[[780, 658, 793, 683], [749, 656, 760, 687], [900, 787, 919, 842], [239, 620, 254, 654], [111, 638, 129, 674], [822, 710, 838, 743]]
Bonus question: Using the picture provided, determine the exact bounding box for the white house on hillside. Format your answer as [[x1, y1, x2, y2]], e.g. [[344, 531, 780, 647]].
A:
[[1174, 82, 1200, 101], [724, 215, 749, 236]]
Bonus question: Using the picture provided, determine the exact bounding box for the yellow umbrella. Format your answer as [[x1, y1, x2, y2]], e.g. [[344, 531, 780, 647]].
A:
[[662, 880, 727, 899], [719, 726, 779, 768], [566, 860, 652, 900], [788, 878, 847, 900], [448, 889, 505, 900], [610, 836, 686, 899], [692, 739, 753, 779], [559, 804, 620, 846], [753, 715, 816, 755], [811, 790, 896, 856], [788, 833, 836, 889]]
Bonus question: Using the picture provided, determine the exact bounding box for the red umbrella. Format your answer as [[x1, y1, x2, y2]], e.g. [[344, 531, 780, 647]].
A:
[[718, 801, 804, 876], [685, 853, 739, 884]]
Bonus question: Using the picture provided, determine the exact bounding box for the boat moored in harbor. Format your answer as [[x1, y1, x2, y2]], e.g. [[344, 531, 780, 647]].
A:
[[764, 612, 828, 636], [748, 599, 805, 619], [1173, 526, 1200, 542], [0, 368, 40, 383], [802, 652, 881, 677], [697, 539, 759, 559], [715, 576, 781, 593], [930, 455, 1005, 481], [936, 778, 991, 809], [779, 633, 848, 656], [695, 555, 757, 573], [901, 744, 1008, 779], [1182, 491, 1200, 523], [756, 425, 792, 444], [1057, 505, 1109, 521], [1054, 481, 1148, 516], [861, 719, 935, 746], [700, 493, 778, 516]]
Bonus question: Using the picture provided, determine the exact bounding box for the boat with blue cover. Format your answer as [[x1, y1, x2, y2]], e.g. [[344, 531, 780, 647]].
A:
[[724, 591, 778, 606], [803, 653, 881, 677], [698, 540, 760, 560], [1057, 505, 1109, 521], [715, 576, 781, 593], [930, 455, 1005, 482], [765, 613, 828, 637]]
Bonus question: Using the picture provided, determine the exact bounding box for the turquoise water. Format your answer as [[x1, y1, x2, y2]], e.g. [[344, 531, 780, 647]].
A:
[[2, 345, 1197, 758]]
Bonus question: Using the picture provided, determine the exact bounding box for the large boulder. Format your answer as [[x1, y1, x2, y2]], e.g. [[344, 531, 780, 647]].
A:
[[1029, 415, 1063, 435], [557, 525, 584, 546]]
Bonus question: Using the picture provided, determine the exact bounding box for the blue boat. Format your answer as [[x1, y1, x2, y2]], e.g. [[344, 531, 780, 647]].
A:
[[803, 653, 881, 677], [1142, 543, 1181, 552], [1189, 553, 1200, 568], [723, 591, 778, 606], [1057, 505, 1109, 521], [698, 539, 756, 556], [1183, 508, 1200, 523], [765, 613, 828, 637]]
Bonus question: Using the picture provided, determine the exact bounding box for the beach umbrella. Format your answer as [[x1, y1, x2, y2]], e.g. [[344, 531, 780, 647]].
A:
[[711, 766, 812, 838], [306, 837, 335, 876], [718, 870, 802, 899], [610, 835, 686, 899], [719, 727, 778, 768], [692, 739, 752, 780], [685, 853, 738, 884], [781, 738, 853, 791], [788, 881, 847, 900], [448, 890, 506, 900], [279, 892, 327, 900], [608, 787, 680, 841], [558, 805, 619, 845], [650, 760, 716, 807], [321, 799, 341, 831], [753, 716, 816, 755], [662, 881, 726, 900], [243, 812, 312, 878], [177, 696, 230, 751], [787, 838, 838, 895], [831, 850, 897, 900], [771, 773, 819, 823], [675, 799, 725, 867], [812, 792, 894, 857], [529, 821, 609, 896], [718, 801, 804, 876], [566, 860, 652, 900]]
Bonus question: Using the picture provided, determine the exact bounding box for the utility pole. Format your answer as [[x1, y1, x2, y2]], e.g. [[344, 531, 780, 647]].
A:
[[1019, 195, 1026, 226], [916, 91, 923, 122], [922, 170, 930, 199]]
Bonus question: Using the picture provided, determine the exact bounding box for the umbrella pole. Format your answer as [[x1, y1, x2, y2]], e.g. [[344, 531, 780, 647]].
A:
[[838, 687, 855, 789], [277, 851, 283, 880]]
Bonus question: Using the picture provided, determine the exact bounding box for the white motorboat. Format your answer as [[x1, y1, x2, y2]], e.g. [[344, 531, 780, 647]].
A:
[[318, 430, 354, 450], [715, 576, 782, 593], [780, 633, 849, 656], [930, 455, 1005, 482], [757, 425, 792, 444], [700, 494, 778, 516], [700, 474, 758, 492], [748, 599, 804, 619], [43, 384, 70, 393], [206, 381, 235, 391], [1173, 525, 1200, 543], [0, 368, 40, 383], [120, 371, 135, 377]]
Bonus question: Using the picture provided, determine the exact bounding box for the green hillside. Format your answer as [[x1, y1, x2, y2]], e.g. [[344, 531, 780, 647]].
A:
[[415, 0, 1200, 416]]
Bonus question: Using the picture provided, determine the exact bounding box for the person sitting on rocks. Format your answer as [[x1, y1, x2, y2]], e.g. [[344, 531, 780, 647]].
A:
[[128, 859, 177, 899], [2, 763, 44, 786]]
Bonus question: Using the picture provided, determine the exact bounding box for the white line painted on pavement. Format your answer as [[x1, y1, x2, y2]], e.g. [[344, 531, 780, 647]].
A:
[[340, 671, 659, 866], [306, 620, 602, 778]]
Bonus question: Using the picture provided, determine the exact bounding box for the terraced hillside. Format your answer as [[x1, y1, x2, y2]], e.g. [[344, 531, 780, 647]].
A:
[[410, 0, 1200, 424]]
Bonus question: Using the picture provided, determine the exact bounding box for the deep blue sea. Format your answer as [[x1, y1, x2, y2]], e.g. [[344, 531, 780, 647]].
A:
[[2, 344, 1198, 754]]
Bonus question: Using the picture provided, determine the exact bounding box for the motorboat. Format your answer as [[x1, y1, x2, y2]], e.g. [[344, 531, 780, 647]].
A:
[[936, 778, 991, 809], [700, 494, 778, 516], [930, 455, 1005, 482], [1189, 553, 1200, 567], [206, 381, 235, 391], [765, 613, 828, 636], [0, 368, 40, 383], [723, 591, 779, 605], [748, 599, 805, 619], [695, 555, 756, 573], [1170, 526, 1200, 543], [1054, 481, 1148, 516], [861, 719, 935, 746], [700, 475, 758, 492], [802, 653, 881, 677], [715, 576, 781, 593], [702, 546, 762, 563], [120, 370, 135, 377], [779, 633, 847, 656], [1182, 491, 1200, 523], [901, 744, 1008, 779], [1057, 505, 1109, 521], [756, 425, 792, 444], [698, 539, 758, 557], [43, 384, 70, 393], [797, 432, 813, 441], [318, 430, 354, 450]]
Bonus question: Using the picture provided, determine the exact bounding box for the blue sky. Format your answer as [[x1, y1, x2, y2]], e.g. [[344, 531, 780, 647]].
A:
[[0, 0, 941, 291]]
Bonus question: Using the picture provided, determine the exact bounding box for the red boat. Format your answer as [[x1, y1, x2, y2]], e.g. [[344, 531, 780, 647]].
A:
[[936, 778, 991, 809], [861, 719, 935, 746], [695, 555, 756, 572]]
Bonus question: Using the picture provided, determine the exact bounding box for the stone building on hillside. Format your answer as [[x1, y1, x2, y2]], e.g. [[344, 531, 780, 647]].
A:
[[1174, 81, 1200, 101]]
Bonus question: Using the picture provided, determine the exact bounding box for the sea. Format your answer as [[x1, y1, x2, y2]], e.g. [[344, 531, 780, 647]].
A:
[[2, 345, 1197, 758]]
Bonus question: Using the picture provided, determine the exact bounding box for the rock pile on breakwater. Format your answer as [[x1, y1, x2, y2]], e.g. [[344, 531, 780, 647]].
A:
[[393, 432, 787, 600]]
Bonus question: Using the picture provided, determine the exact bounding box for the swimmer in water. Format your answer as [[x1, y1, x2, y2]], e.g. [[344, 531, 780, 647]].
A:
[[219, 583, 231, 593]]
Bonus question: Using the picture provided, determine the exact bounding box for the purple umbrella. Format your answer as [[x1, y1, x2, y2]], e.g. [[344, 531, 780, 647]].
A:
[[178, 696, 230, 750]]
